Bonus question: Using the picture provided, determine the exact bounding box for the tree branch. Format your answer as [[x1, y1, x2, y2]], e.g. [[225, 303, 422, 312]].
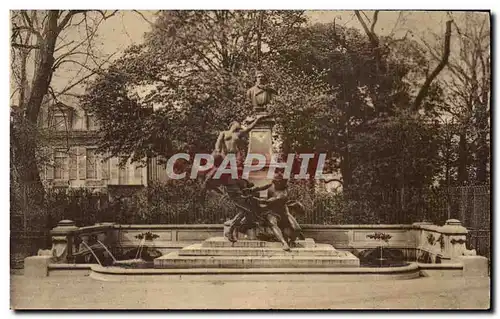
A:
[[132, 10, 155, 26], [54, 39, 76, 53], [412, 20, 452, 112], [11, 25, 43, 42], [370, 11, 379, 34], [55, 51, 118, 96], [11, 43, 41, 50], [354, 10, 379, 47], [57, 10, 86, 32], [96, 10, 119, 20]]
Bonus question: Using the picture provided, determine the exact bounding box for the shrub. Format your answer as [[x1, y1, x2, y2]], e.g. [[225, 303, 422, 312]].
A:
[[12, 179, 476, 229], [44, 188, 106, 227]]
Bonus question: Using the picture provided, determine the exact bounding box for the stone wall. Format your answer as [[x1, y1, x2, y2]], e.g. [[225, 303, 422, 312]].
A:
[[38, 219, 479, 261], [24, 219, 489, 278], [108, 224, 419, 255]]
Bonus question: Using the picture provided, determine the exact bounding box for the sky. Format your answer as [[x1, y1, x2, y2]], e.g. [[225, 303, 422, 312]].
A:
[[20, 10, 489, 104], [95, 10, 458, 56]]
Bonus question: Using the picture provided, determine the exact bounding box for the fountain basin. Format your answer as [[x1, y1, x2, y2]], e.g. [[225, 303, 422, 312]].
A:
[[88, 262, 421, 282]]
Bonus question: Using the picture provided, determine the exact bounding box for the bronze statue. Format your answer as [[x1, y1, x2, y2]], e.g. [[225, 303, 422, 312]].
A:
[[214, 113, 270, 156], [231, 174, 305, 251], [246, 70, 277, 113], [201, 114, 270, 197], [200, 70, 306, 249], [223, 179, 259, 243]]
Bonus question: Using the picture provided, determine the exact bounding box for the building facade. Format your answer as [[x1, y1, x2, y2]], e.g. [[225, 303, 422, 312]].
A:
[[36, 103, 342, 193], [38, 103, 147, 194]]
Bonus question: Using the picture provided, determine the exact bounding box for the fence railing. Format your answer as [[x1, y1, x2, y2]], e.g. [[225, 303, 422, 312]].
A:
[[10, 183, 491, 267]]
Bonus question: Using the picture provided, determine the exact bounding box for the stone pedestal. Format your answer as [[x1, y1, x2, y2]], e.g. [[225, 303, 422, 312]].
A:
[[24, 256, 53, 277], [458, 255, 489, 277], [154, 237, 360, 269], [246, 115, 276, 197], [49, 219, 79, 263]]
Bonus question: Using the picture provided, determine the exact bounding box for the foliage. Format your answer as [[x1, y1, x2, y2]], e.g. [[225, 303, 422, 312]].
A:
[[272, 21, 446, 189], [17, 11, 490, 226], [9, 11, 120, 253], [11, 185, 107, 251], [81, 11, 330, 165], [438, 234, 445, 250], [111, 180, 237, 224], [80, 11, 479, 197], [348, 111, 442, 190], [44, 188, 106, 227], [10, 182, 489, 233], [427, 233, 436, 245], [366, 232, 392, 243], [134, 232, 160, 241]]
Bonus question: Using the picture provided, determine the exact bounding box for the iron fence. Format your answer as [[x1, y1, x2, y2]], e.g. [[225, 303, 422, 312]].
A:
[[10, 183, 491, 268]]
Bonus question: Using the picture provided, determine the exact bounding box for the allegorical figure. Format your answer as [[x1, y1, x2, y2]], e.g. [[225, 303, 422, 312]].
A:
[[200, 114, 270, 199], [213, 113, 270, 158], [233, 174, 305, 251], [246, 70, 277, 113], [223, 179, 260, 243]]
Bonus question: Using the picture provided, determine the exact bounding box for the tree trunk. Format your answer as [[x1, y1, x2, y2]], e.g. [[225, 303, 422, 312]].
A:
[[25, 11, 59, 124], [457, 132, 468, 185], [475, 101, 489, 184], [20, 143, 45, 201], [11, 119, 46, 201], [340, 153, 352, 190], [475, 127, 489, 184], [13, 11, 61, 207]]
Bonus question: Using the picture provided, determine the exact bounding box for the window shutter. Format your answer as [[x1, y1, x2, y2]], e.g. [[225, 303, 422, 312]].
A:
[[69, 147, 78, 180], [134, 163, 142, 182], [63, 154, 70, 180], [46, 164, 54, 180], [110, 157, 119, 182], [78, 146, 86, 180], [46, 149, 54, 181], [68, 109, 74, 131], [38, 147, 49, 181], [120, 158, 129, 184], [101, 155, 110, 180], [39, 163, 46, 181]]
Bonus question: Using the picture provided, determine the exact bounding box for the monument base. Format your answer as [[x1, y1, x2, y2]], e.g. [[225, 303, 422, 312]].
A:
[[154, 237, 360, 269]]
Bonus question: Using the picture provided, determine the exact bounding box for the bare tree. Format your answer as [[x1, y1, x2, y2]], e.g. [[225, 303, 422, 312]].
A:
[[10, 10, 118, 202], [354, 10, 452, 112], [422, 12, 490, 184], [448, 13, 490, 184]]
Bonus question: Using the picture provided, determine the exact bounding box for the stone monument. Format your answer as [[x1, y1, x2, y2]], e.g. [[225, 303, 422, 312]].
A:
[[245, 70, 277, 194], [157, 69, 360, 269]]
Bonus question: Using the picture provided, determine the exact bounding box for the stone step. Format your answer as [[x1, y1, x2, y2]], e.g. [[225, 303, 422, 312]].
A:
[[178, 243, 338, 257], [201, 237, 316, 248], [154, 251, 360, 269]]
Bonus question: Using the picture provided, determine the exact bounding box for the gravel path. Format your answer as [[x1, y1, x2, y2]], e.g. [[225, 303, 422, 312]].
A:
[[10, 274, 490, 310]]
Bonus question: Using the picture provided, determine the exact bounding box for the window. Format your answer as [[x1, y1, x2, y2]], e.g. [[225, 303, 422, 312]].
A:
[[134, 163, 143, 181], [118, 156, 129, 184], [51, 110, 73, 132], [53, 113, 68, 131], [54, 150, 68, 180], [86, 149, 98, 179], [86, 114, 99, 131]]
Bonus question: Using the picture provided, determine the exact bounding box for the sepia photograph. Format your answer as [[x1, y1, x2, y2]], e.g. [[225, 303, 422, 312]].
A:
[[9, 9, 491, 310]]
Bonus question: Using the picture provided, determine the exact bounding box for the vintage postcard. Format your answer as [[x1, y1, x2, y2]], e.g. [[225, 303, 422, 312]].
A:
[[9, 9, 491, 310]]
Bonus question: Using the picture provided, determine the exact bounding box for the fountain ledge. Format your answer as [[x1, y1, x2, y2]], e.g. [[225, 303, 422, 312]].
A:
[[87, 263, 421, 282]]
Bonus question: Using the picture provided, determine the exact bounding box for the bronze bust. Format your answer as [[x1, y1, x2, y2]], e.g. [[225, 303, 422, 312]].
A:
[[246, 70, 277, 113]]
